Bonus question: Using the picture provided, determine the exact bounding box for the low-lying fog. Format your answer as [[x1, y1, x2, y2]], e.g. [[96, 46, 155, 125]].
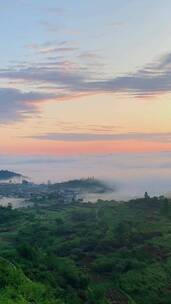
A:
[[0, 197, 26, 208], [1, 152, 171, 200]]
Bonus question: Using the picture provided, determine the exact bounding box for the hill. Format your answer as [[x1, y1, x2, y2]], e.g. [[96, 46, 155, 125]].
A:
[[50, 177, 114, 193], [0, 170, 22, 181], [0, 195, 171, 303]]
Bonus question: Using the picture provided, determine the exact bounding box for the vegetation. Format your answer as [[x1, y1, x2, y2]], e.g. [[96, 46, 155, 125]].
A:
[[0, 195, 171, 303]]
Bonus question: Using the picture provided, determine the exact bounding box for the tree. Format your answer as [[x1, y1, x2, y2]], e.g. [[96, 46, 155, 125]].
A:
[[144, 192, 150, 200]]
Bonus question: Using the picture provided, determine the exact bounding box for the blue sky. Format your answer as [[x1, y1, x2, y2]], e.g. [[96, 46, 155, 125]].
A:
[[2, 0, 171, 71]]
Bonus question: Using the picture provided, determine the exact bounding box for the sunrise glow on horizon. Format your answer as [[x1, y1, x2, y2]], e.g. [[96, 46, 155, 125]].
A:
[[1, 0, 171, 155]]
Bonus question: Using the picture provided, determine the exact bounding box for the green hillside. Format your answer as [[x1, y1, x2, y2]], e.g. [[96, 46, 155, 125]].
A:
[[0, 257, 63, 303], [0, 196, 171, 303]]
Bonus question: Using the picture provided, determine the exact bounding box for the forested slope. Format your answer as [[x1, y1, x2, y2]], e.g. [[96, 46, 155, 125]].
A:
[[0, 196, 171, 303]]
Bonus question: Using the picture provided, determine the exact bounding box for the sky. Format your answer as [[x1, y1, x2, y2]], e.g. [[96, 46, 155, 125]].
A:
[[1, 0, 171, 155]]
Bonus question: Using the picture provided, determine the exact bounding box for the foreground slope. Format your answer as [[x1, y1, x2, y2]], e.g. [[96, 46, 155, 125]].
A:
[[0, 195, 171, 303], [0, 257, 63, 303]]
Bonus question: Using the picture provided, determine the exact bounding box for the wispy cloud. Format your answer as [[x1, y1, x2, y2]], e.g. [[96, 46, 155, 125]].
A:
[[79, 51, 102, 60], [1, 51, 171, 124], [27, 43, 78, 55], [0, 88, 54, 123], [29, 132, 171, 142], [2, 51, 171, 97]]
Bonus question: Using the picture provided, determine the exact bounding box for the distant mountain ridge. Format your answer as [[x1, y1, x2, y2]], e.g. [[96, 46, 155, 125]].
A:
[[0, 170, 22, 181], [50, 177, 114, 193]]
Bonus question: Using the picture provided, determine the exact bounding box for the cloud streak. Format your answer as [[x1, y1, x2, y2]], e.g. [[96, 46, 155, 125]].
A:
[[0, 88, 54, 123], [27, 42, 78, 55], [1, 51, 171, 123], [30, 132, 171, 142], [1, 52, 171, 98]]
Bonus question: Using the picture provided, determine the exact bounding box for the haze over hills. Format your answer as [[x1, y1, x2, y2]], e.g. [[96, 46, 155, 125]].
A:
[[50, 178, 114, 194], [1, 152, 171, 200], [0, 175, 115, 207]]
